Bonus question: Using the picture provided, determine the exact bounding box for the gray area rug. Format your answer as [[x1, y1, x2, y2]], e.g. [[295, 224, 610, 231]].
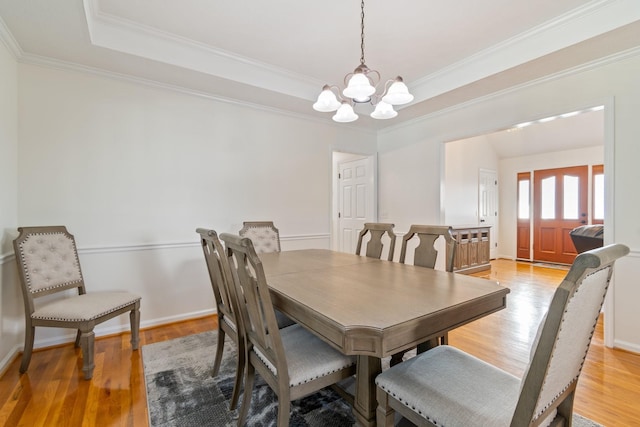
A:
[[142, 330, 603, 427]]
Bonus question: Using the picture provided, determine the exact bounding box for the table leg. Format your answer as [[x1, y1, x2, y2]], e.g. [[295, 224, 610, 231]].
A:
[[353, 355, 381, 427]]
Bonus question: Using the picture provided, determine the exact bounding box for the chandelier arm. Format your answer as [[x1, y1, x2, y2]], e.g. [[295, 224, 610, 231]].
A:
[[378, 78, 396, 99], [367, 69, 381, 87], [343, 72, 355, 88], [323, 84, 346, 102]]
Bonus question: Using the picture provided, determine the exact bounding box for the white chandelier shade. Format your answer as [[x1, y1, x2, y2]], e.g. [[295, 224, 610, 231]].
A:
[[370, 101, 397, 120], [332, 102, 359, 123], [343, 72, 376, 102], [312, 85, 342, 112], [381, 78, 414, 105], [312, 0, 413, 123]]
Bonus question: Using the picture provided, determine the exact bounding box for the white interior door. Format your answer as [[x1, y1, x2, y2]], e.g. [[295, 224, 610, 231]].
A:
[[339, 157, 375, 253], [479, 169, 498, 259]]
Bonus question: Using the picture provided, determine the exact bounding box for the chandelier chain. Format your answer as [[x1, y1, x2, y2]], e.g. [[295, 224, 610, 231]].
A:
[[360, 0, 365, 65]]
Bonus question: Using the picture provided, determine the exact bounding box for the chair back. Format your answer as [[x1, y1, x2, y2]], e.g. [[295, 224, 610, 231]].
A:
[[196, 228, 239, 331], [355, 222, 397, 261], [399, 225, 457, 272], [512, 243, 629, 425], [239, 221, 281, 253], [13, 226, 86, 313], [220, 233, 289, 385]]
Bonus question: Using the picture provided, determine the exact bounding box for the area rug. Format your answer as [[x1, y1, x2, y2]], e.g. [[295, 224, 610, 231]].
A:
[[142, 330, 603, 427]]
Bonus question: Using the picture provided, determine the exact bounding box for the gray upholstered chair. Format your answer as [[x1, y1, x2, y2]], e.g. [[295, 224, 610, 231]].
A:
[[375, 243, 629, 427], [355, 222, 397, 261], [13, 226, 141, 380], [220, 233, 357, 427], [196, 228, 245, 410], [239, 221, 281, 254], [390, 225, 458, 366]]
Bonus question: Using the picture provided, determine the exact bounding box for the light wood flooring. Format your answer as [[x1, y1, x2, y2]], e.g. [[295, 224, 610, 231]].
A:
[[1, 259, 639, 426]]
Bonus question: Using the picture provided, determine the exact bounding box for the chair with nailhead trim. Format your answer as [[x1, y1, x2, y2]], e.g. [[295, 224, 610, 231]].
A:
[[13, 225, 141, 380], [375, 243, 629, 427], [239, 221, 295, 328], [239, 221, 281, 254], [220, 233, 356, 427]]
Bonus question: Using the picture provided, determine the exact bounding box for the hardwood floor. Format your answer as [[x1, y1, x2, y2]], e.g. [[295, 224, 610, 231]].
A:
[[0, 259, 639, 426]]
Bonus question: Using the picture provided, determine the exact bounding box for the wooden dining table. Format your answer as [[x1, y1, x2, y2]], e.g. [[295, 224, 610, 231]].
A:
[[259, 249, 510, 427]]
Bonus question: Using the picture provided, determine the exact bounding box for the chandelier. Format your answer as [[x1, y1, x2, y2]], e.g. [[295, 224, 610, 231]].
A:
[[313, 0, 414, 123]]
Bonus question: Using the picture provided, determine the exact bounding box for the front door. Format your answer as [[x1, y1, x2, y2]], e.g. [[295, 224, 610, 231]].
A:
[[338, 157, 374, 253], [533, 165, 588, 264]]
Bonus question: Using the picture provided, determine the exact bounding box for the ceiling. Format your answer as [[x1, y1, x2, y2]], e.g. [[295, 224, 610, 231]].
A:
[[0, 0, 637, 150]]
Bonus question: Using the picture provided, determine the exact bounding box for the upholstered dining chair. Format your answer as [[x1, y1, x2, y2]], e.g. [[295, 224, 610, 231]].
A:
[[375, 243, 629, 427], [13, 226, 141, 380], [239, 221, 281, 254], [355, 222, 397, 261], [390, 225, 458, 366], [237, 221, 294, 328], [220, 233, 357, 427], [196, 228, 245, 410]]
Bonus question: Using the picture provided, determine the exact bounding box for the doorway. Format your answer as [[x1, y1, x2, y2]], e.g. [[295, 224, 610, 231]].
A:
[[331, 152, 377, 253], [478, 169, 498, 259]]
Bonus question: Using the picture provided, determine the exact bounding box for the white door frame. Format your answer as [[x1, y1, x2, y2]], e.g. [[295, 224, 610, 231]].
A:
[[478, 168, 498, 259]]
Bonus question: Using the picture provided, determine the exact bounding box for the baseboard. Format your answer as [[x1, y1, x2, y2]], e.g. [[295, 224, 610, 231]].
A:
[[613, 339, 640, 354], [0, 345, 21, 379]]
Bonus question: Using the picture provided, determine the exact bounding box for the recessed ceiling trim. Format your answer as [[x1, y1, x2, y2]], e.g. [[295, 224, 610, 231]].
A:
[[17, 50, 367, 131], [0, 13, 22, 58], [380, 45, 640, 138], [409, 0, 640, 104], [83, 0, 323, 101]]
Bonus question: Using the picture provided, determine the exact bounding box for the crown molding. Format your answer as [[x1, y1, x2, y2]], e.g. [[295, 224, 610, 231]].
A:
[[82, 0, 322, 102], [408, 0, 640, 104], [379, 45, 640, 140], [17, 51, 361, 130], [0, 13, 21, 58]]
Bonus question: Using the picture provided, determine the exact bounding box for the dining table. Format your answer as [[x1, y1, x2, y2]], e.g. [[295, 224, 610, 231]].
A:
[[259, 249, 510, 427]]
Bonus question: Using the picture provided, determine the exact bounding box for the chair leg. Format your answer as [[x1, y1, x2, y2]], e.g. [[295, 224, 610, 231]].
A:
[[376, 386, 395, 427], [390, 350, 406, 367], [440, 332, 449, 345], [19, 325, 35, 374], [229, 338, 245, 410], [75, 330, 82, 347], [130, 304, 140, 350], [277, 391, 291, 427], [80, 329, 96, 380], [557, 389, 575, 423], [213, 327, 226, 377], [237, 361, 255, 427]]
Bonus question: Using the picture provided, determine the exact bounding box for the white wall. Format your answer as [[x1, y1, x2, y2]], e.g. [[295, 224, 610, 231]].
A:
[[0, 37, 17, 252], [377, 141, 442, 234], [0, 62, 376, 368], [378, 52, 640, 353], [499, 145, 603, 259], [444, 135, 500, 226], [0, 36, 19, 373]]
